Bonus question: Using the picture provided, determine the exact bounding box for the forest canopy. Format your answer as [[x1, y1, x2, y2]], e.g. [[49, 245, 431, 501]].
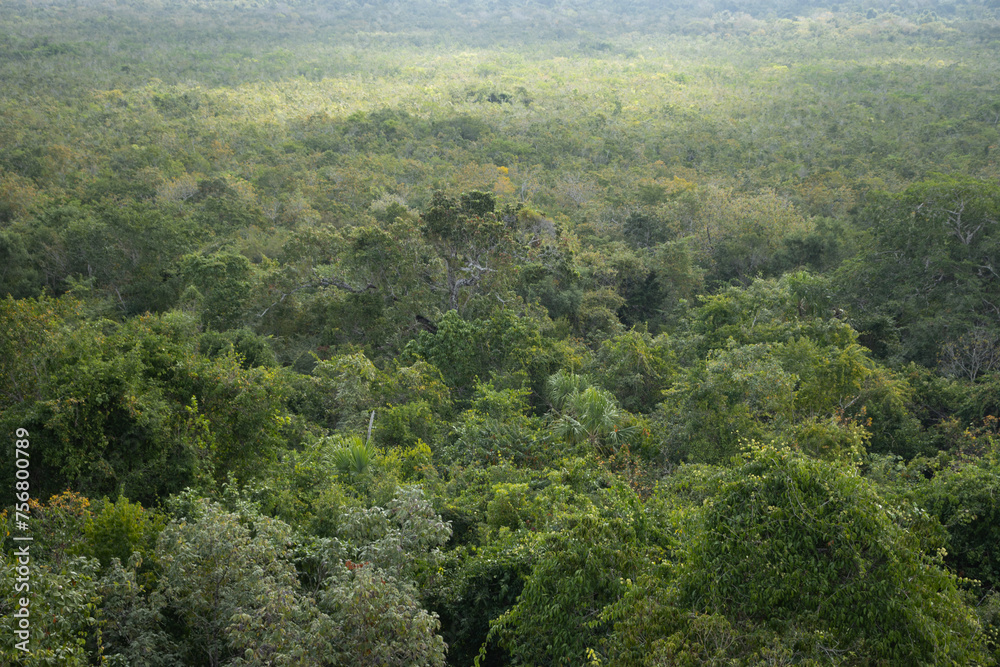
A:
[[2, 0, 1000, 664]]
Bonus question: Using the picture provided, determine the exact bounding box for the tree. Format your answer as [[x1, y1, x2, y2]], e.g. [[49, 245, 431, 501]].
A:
[[484, 484, 651, 666], [421, 191, 516, 312], [547, 371, 639, 456], [21, 200, 202, 315], [335, 485, 453, 586], [837, 175, 1000, 367], [588, 330, 676, 414], [0, 553, 104, 666], [695, 187, 809, 287], [178, 251, 256, 331], [908, 453, 1000, 594], [97, 556, 183, 667], [155, 493, 330, 667], [81, 496, 166, 574], [1, 308, 292, 502], [603, 444, 989, 665], [678, 444, 987, 663], [405, 308, 566, 405], [318, 567, 447, 667]]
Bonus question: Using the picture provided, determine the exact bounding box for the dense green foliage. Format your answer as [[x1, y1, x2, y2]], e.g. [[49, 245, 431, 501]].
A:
[[3, 0, 1000, 664]]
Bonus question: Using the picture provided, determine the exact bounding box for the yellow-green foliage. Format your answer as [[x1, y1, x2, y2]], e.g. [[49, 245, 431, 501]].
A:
[[83, 497, 166, 572]]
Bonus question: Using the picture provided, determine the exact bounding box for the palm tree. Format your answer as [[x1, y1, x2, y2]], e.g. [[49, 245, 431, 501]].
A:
[[547, 371, 638, 454], [330, 436, 378, 478]]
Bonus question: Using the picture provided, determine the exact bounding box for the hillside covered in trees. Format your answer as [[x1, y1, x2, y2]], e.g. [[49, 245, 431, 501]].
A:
[[2, 0, 1000, 664]]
